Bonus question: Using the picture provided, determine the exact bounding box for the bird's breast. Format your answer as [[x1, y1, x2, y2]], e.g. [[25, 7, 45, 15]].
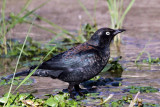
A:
[[81, 52, 110, 81]]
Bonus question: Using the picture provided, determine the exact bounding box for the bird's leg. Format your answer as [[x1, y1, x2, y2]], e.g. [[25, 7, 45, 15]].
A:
[[74, 84, 85, 97], [68, 84, 75, 99]]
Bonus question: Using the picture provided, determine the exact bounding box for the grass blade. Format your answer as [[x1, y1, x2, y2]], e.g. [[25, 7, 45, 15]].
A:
[[30, 12, 74, 37], [77, 0, 95, 24], [14, 46, 56, 92], [3, 19, 34, 107], [119, 0, 135, 26], [135, 38, 152, 64], [129, 91, 140, 107], [17, 0, 32, 17], [7, 0, 50, 32], [24, 20, 57, 35], [1, 0, 7, 54]]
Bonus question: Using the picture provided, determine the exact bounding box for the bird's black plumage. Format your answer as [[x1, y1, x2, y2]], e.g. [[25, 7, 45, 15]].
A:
[[2, 28, 125, 98]]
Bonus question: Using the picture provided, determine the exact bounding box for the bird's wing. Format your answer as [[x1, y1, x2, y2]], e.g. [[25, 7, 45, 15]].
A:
[[30, 43, 102, 80], [36, 43, 100, 69], [47, 47, 102, 82], [37, 52, 67, 70]]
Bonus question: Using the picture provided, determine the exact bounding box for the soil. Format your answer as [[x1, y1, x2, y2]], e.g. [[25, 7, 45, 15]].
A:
[[0, 0, 160, 105]]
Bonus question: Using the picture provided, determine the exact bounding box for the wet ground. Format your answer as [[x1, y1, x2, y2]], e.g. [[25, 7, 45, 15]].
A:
[[0, 0, 160, 105]]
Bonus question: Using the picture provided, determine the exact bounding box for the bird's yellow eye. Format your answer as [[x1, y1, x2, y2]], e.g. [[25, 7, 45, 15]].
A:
[[106, 32, 110, 35]]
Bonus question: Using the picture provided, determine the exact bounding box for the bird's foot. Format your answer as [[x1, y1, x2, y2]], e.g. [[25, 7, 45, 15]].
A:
[[70, 94, 76, 99], [77, 91, 85, 97]]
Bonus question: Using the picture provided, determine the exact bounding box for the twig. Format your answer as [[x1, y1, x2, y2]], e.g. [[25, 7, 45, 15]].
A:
[[98, 94, 114, 105], [129, 91, 140, 107]]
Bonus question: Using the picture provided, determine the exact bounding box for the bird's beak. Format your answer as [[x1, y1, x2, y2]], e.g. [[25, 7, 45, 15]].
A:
[[113, 29, 126, 35]]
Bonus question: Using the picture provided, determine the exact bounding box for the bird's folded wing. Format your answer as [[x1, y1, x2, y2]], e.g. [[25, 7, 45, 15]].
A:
[[36, 48, 101, 72]]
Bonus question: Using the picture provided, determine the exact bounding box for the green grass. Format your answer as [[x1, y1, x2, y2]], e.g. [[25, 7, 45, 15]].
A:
[[135, 40, 160, 64], [0, 92, 80, 107], [0, 0, 135, 55], [1, 0, 7, 55], [135, 38, 153, 64], [1, 91, 160, 106], [1, 18, 64, 107], [0, 77, 33, 86], [106, 0, 135, 43], [14, 43, 58, 92], [77, 0, 95, 24], [2, 19, 34, 107], [135, 48, 151, 64], [76, 0, 135, 48], [126, 86, 159, 94], [0, 0, 50, 55], [142, 57, 160, 64]]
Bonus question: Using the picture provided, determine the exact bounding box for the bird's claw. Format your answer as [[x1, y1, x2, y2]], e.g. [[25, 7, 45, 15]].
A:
[[70, 94, 76, 99], [78, 91, 85, 97]]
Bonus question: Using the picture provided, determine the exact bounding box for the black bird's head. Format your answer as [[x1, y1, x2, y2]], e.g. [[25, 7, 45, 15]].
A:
[[88, 28, 125, 47]]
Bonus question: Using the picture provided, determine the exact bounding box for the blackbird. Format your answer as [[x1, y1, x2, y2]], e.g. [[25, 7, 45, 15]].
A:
[[2, 28, 125, 98]]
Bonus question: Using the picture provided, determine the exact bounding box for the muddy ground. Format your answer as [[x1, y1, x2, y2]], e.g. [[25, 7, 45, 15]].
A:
[[0, 0, 160, 105]]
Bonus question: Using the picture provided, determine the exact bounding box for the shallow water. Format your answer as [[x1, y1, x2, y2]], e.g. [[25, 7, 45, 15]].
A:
[[0, 0, 160, 105]]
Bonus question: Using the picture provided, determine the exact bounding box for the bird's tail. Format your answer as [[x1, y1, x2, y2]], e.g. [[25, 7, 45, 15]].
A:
[[1, 69, 51, 80], [1, 70, 31, 80]]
